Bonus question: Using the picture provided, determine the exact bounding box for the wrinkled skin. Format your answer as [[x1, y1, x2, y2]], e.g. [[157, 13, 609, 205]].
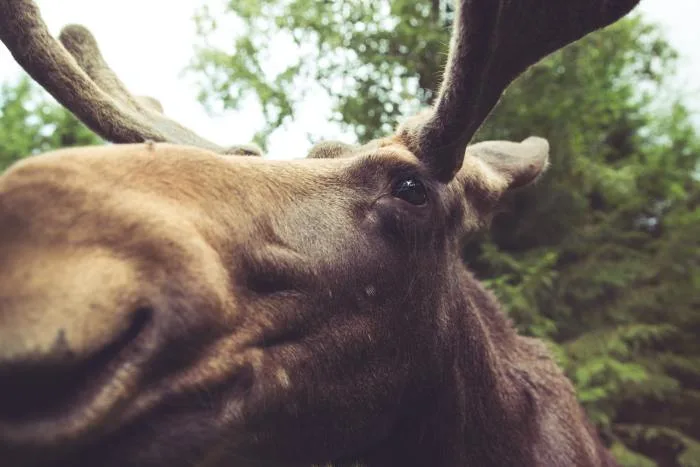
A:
[[0, 138, 615, 467]]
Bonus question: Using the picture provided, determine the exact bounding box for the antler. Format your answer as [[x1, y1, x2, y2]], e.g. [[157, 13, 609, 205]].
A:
[[0, 0, 236, 152], [398, 0, 642, 182]]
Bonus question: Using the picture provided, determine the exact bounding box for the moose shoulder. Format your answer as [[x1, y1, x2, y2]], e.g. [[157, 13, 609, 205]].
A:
[[0, 0, 640, 466]]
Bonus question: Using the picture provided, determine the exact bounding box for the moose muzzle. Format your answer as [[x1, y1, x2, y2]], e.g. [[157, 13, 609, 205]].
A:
[[0, 149, 220, 461], [0, 206, 157, 454]]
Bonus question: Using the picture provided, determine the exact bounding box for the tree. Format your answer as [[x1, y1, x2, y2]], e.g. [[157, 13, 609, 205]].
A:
[[189, 0, 455, 146], [191, 3, 699, 465], [0, 77, 101, 172], [474, 22, 700, 466]]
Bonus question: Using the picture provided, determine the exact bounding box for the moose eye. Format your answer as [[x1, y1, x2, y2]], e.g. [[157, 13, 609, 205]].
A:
[[391, 177, 427, 206]]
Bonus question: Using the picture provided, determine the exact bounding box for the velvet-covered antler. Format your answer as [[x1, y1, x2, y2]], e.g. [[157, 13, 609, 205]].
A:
[[0, 0, 262, 155], [398, 0, 641, 181]]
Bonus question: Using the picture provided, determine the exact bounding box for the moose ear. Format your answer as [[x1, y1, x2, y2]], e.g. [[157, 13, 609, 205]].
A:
[[222, 143, 264, 157], [465, 136, 550, 190], [306, 141, 358, 159]]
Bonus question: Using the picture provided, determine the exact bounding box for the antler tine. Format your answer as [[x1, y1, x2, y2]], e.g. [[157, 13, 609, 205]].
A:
[[59, 27, 166, 117], [0, 0, 225, 151], [398, 0, 642, 182], [135, 96, 165, 114]]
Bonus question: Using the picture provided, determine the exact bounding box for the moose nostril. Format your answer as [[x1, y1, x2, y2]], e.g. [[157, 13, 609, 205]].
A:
[[120, 306, 153, 350], [0, 305, 153, 422]]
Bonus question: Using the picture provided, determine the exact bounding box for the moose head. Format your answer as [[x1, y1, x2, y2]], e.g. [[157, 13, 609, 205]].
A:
[[0, 0, 640, 466]]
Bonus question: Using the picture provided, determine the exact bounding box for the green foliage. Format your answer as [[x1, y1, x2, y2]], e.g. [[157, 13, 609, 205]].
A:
[[192, 2, 700, 464], [189, 0, 453, 146], [473, 18, 700, 466], [0, 77, 101, 172]]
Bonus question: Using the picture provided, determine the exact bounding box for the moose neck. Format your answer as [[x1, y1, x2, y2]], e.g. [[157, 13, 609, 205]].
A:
[[339, 262, 538, 467], [376, 261, 616, 467], [434, 267, 540, 467]]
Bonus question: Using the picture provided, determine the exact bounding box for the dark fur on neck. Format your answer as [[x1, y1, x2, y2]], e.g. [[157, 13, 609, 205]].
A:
[[347, 265, 618, 467]]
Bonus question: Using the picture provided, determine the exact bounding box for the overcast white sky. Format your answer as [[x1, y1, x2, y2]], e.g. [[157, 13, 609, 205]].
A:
[[0, 0, 698, 159]]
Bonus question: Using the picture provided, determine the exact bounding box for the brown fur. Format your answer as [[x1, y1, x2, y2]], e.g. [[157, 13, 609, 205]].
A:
[[0, 0, 643, 465], [0, 141, 615, 467]]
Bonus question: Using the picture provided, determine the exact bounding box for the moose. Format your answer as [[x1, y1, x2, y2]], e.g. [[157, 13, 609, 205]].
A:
[[0, 0, 642, 465]]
